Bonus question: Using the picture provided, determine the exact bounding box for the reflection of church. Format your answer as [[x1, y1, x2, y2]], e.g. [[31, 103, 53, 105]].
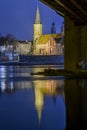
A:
[[34, 80, 65, 123], [33, 5, 64, 55], [0, 77, 65, 125]]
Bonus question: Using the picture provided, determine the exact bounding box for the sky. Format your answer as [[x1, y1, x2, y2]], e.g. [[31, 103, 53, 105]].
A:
[[0, 0, 64, 41]]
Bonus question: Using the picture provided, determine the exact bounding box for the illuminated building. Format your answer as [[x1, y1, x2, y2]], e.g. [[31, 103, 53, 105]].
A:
[[33, 4, 64, 55], [33, 5, 42, 49]]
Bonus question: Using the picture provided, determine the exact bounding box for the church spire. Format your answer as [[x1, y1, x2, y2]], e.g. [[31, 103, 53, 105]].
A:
[[51, 22, 56, 34], [35, 4, 41, 24], [33, 1, 42, 51]]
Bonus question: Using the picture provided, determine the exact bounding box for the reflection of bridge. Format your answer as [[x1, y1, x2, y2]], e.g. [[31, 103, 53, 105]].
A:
[[40, 0, 87, 71]]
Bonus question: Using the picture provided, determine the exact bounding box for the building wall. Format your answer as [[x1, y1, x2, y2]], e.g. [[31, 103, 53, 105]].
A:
[[45, 38, 57, 55], [34, 24, 42, 42], [33, 37, 57, 55], [33, 24, 42, 50], [16, 41, 32, 55], [33, 44, 45, 55], [57, 44, 62, 55]]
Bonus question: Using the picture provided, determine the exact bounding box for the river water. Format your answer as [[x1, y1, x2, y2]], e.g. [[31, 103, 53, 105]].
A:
[[0, 65, 87, 130]]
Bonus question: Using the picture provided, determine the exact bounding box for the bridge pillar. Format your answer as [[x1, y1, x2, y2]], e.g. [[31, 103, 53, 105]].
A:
[[81, 25, 87, 61], [64, 16, 87, 71]]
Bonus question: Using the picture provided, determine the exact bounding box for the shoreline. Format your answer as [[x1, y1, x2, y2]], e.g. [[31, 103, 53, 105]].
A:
[[31, 68, 87, 79], [0, 61, 64, 66]]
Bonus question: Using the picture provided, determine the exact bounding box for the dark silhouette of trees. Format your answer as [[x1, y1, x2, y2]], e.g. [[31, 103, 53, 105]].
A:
[[0, 34, 16, 46]]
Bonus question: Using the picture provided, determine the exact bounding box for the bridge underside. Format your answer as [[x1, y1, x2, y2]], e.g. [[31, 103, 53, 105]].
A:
[[40, 0, 87, 25], [40, 0, 87, 71]]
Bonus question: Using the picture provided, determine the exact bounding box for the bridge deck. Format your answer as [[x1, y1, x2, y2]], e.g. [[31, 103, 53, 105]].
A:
[[40, 0, 87, 25]]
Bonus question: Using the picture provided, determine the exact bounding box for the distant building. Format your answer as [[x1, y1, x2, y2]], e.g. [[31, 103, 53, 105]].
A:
[[51, 22, 56, 34], [33, 4, 64, 55], [55, 35, 64, 55], [15, 40, 33, 55], [0, 40, 33, 60]]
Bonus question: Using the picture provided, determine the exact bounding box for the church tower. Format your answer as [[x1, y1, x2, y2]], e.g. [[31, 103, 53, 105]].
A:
[[33, 5, 42, 49], [51, 22, 56, 34]]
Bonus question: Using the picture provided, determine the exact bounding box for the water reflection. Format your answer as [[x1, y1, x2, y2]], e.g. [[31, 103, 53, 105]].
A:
[[1, 65, 87, 129], [0, 65, 63, 79], [0, 66, 6, 78], [0, 80, 6, 93], [34, 80, 65, 124], [0, 76, 65, 130], [65, 79, 87, 130]]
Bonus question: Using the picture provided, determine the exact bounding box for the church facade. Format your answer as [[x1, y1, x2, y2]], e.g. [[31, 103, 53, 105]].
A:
[[33, 5, 64, 55]]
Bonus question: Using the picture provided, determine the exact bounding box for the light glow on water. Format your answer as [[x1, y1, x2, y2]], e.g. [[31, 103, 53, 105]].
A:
[[0, 65, 66, 130]]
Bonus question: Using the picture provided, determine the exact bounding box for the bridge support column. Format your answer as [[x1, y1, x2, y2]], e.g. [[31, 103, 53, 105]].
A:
[[64, 16, 87, 71], [81, 25, 87, 61]]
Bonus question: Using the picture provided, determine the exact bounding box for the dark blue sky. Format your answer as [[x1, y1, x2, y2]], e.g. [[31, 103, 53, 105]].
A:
[[0, 0, 64, 41]]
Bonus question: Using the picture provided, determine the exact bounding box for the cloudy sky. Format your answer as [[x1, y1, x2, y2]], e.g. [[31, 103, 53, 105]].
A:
[[0, 0, 64, 41]]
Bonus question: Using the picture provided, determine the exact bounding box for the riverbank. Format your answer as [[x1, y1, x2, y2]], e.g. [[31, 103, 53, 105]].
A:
[[0, 55, 64, 65], [31, 68, 87, 78]]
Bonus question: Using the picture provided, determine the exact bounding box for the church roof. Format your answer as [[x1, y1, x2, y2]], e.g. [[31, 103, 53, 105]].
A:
[[37, 34, 62, 44], [35, 5, 41, 24]]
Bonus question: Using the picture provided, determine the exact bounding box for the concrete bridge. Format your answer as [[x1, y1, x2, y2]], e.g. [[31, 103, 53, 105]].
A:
[[40, 0, 87, 71]]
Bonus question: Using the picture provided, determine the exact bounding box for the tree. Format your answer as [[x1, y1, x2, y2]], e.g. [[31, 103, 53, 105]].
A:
[[0, 36, 6, 46], [5, 34, 15, 43]]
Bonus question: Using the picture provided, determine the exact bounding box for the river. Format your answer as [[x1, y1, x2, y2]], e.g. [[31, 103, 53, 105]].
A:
[[0, 65, 87, 130]]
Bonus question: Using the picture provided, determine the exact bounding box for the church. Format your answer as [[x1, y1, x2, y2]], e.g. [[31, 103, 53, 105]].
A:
[[33, 5, 64, 55]]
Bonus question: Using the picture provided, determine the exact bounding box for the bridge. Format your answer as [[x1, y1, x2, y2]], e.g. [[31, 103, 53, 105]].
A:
[[40, 0, 87, 71]]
